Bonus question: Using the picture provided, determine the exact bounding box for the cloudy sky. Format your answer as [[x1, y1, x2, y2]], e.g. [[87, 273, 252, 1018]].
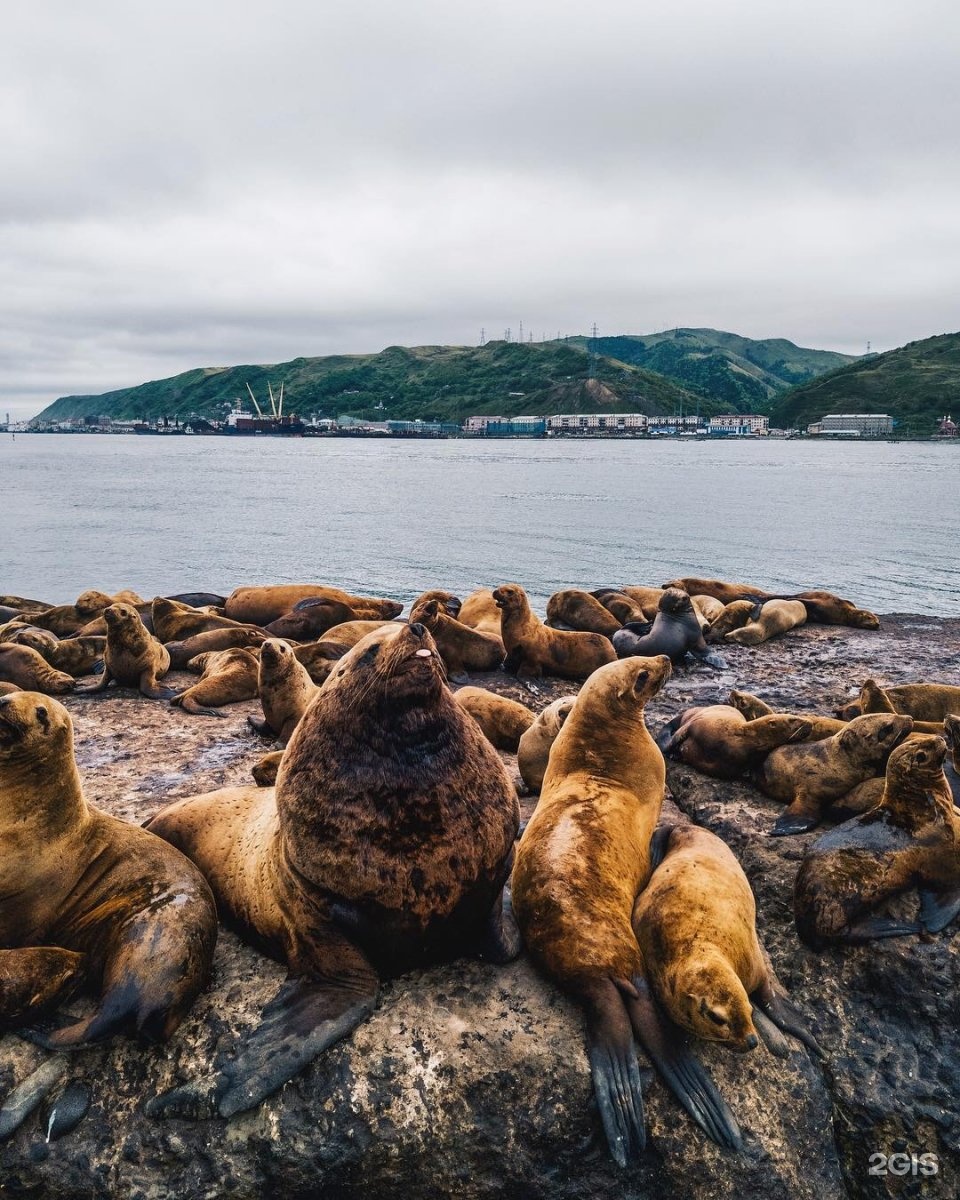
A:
[[2, 1, 958, 419]]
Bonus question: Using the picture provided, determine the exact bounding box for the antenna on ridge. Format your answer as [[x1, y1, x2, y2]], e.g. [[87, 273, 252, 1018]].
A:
[[480, 327, 486, 345], [519, 320, 524, 344]]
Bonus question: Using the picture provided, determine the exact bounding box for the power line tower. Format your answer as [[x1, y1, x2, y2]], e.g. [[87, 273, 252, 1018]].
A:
[[589, 322, 600, 379], [480, 328, 486, 346], [505, 327, 511, 343], [519, 320, 524, 345]]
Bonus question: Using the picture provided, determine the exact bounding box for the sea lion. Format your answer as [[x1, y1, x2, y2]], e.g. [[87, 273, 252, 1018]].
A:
[[662, 577, 767, 606], [248, 638, 320, 743], [0, 692, 217, 1043], [0, 595, 51, 612], [517, 695, 577, 793], [851, 679, 960, 725], [171, 648, 260, 717], [0, 645, 75, 696], [166, 625, 268, 670], [319, 620, 397, 649], [151, 597, 249, 644], [16, 630, 106, 678], [494, 584, 615, 681], [291, 639, 350, 684], [408, 597, 504, 678], [145, 621, 520, 1119], [755, 713, 914, 835], [263, 598, 360, 641], [589, 590, 648, 625], [663, 579, 879, 629], [725, 599, 807, 646], [729, 691, 846, 740], [794, 735, 960, 945], [77, 603, 173, 700], [1, 948, 85, 1030], [633, 823, 820, 1059], [411, 590, 462, 618], [165, 593, 227, 609], [251, 750, 284, 787], [15, 590, 114, 637], [457, 589, 503, 637], [944, 714, 960, 804], [512, 656, 740, 1164], [453, 687, 534, 752], [223, 585, 402, 627], [690, 594, 725, 624], [617, 586, 668, 620], [0, 683, 20, 697], [612, 588, 722, 667], [704, 600, 760, 644], [545, 590, 621, 636], [657, 706, 813, 780]]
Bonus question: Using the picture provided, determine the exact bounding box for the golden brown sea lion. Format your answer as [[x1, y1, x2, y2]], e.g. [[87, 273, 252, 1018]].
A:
[[223, 585, 402, 627], [589, 590, 649, 625], [452, 687, 534, 752], [704, 600, 760, 643], [408, 598, 504, 677], [633, 823, 820, 1059], [545, 590, 621, 636], [795, 735, 960, 945], [77, 603, 173, 699], [16, 630, 106, 677], [725, 599, 807, 646], [617, 586, 668, 619], [517, 695, 577, 793], [16, 590, 114, 637], [251, 750, 284, 787], [0, 683, 20, 697], [1, 947, 85, 1030], [662, 577, 766, 605], [728, 691, 846, 740], [664, 578, 879, 629], [248, 638, 320, 743], [145, 621, 520, 1119], [0, 645, 75, 695], [319, 620, 397, 649], [755, 712, 914, 835], [494, 584, 615, 681], [512, 655, 740, 1164], [690, 594, 725, 624], [171, 648, 260, 717], [0, 692, 217, 1043], [657, 706, 813, 780], [151, 597, 248, 644], [457, 588, 502, 637], [166, 625, 268, 670], [411, 589, 462, 618], [852, 679, 960, 725]]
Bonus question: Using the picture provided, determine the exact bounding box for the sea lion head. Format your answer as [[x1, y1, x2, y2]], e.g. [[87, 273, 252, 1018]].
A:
[[414, 590, 462, 619], [677, 958, 759, 1051], [660, 579, 687, 591], [838, 713, 913, 766], [578, 654, 672, 713], [324, 622, 446, 709], [74, 590, 113, 616], [259, 638, 301, 682], [538, 696, 577, 737], [350, 598, 405, 621], [658, 588, 694, 618], [408, 598, 441, 629], [17, 629, 58, 656], [0, 691, 72, 767], [885, 734, 947, 788], [848, 607, 881, 631], [492, 584, 526, 613], [834, 698, 862, 721], [104, 602, 145, 635]]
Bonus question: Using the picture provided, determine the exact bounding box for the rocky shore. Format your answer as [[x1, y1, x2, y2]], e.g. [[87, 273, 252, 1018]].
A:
[[2, 614, 958, 1199]]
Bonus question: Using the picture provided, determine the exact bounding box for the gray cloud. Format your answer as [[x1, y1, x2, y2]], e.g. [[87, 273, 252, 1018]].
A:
[[2, 0, 958, 419]]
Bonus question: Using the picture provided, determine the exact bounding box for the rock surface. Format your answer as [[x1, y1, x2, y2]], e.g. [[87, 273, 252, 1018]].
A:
[[1, 615, 958, 1199]]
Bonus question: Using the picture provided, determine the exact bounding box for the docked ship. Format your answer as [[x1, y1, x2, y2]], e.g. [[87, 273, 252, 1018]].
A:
[[222, 383, 305, 436]]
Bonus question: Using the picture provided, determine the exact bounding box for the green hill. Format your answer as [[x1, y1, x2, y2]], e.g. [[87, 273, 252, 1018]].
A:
[[572, 328, 857, 412], [769, 332, 960, 435]]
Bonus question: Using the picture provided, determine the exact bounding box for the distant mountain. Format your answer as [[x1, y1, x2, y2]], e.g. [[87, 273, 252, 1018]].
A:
[[573, 329, 859, 412], [769, 331, 960, 434]]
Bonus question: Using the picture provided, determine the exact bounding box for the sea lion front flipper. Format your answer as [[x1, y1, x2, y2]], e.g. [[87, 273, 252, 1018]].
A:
[[477, 883, 521, 964], [76, 667, 112, 695], [139, 671, 176, 701], [626, 974, 743, 1151], [247, 715, 275, 737], [772, 795, 821, 837], [691, 648, 727, 670], [583, 978, 646, 1168], [919, 886, 960, 934], [751, 1007, 792, 1058]]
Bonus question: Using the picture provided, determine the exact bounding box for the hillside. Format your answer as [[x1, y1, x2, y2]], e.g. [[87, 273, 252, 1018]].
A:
[[571, 328, 857, 412], [35, 341, 705, 426], [769, 331, 960, 434]]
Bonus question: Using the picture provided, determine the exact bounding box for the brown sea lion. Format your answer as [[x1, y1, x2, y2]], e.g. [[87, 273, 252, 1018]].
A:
[[615, 586, 667, 619], [291, 639, 350, 685], [0, 645, 75, 696], [662, 577, 768, 605], [612, 589, 721, 667], [248, 638, 320, 743], [755, 713, 914, 835], [725, 599, 807, 646], [146, 621, 520, 1120], [657, 706, 813, 781], [795, 735, 960, 945], [704, 600, 761, 643], [151, 597, 249, 644], [545, 590, 621, 636], [319, 620, 397, 649], [16, 630, 106, 678], [15, 590, 114, 637], [171, 648, 260, 717], [664, 578, 879, 629], [223, 585, 402, 627], [77, 603, 173, 700], [408, 598, 504, 677], [1, 947, 85, 1030], [452, 687, 534, 752], [589, 590, 649, 625], [251, 750, 284, 787], [494, 584, 615, 681], [0, 683, 20, 697], [944, 714, 960, 804], [457, 588, 503, 637], [0, 595, 51, 612], [0, 692, 217, 1043], [166, 626, 268, 670], [728, 691, 846, 740], [633, 823, 820, 1059], [512, 655, 740, 1164], [262, 598, 359, 641], [411, 590, 462, 618], [853, 679, 960, 725], [690, 594, 725, 624], [517, 695, 577, 793]]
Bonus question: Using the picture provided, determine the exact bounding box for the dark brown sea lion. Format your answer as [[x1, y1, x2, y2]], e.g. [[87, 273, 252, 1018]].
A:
[[589, 590, 649, 625], [512, 656, 741, 1164], [494, 584, 615, 681], [662, 577, 766, 605], [263, 598, 359, 640], [612, 589, 722, 667], [452, 687, 534, 752], [291, 639, 350, 685], [248, 638, 320, 743], [0, 683, 20, 697], [15, 590, 114, 637], [704, 600, 760, 644], [166, 625, 267, 670], [151, 597, 248, 644], [725, 599, 807, 646], [16, 630, 106, 677], [457, 589, 503, 637], [223, 585, 402, 627], [165, 593, 227, 609], [755, 713, 914, 835], [0, 645, 75, 696], [146, 621, 520, 1119], [657, 706, 814, 781], [633, 823, 820, 1059], [545, 590, 621, 636], [1, 947, 85, 1030], [171, 648, 260, 717], [517, 695, 577, 793], [408, 597, 504, 677], [77, 603, 173, 699], [0, 692, 217, 1044], [794, 735, 960, 945]]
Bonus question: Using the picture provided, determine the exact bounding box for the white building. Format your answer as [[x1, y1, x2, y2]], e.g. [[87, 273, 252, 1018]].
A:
[[817, 413, 893, 436], [464, 415, 505, 432], [708, 414, 769, 434], [646, 414, 703, 431], [545, 412, 648, 432]]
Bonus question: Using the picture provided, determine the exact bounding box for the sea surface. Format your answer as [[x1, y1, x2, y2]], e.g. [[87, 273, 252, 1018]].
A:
[[1, 434, 956, 615]]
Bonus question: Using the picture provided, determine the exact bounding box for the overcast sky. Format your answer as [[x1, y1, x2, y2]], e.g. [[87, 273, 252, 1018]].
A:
[[2, 1, 958, 419]]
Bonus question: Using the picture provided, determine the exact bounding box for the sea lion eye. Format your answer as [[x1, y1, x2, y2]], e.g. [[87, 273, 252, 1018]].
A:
[[358, 644, 381, 666], [706, 1008, 726, 1026], [35, 706, 50, 732], [633, 671, 649, 691]]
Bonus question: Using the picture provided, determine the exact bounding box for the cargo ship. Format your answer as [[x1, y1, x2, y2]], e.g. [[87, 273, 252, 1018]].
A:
[[222, 383, 305, 436]]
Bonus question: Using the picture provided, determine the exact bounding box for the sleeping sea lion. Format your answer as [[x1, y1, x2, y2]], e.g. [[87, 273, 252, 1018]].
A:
[[263, 598, 359, 641], [16, 630, 105, 678], [725, 600, 807, 646], [319, 620, 398, 649], [657, 706, 814, 781], [517, 695, 577, 793], [291, 639, 350, 685], [151, 597, 248, 644], [77, 604, 173, 700], [171, 648, 260, 717], [0, 645, 75, 696], [453, 687, 534, 752], [589, 590, 649, 625], [223, 585, 402, 627], [728, 691, 846, 740], [166, 626, 267, 670], [494, 584, 615, 681], [704, 600, 760, 644], [15, 591, 114, 637], [1, 947, 85, 1030], [545, 590, 621, 636], [849, 679, 960, 726]]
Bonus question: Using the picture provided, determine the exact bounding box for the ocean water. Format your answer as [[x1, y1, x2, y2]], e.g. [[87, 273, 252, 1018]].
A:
[[1, 434, 956, 615]]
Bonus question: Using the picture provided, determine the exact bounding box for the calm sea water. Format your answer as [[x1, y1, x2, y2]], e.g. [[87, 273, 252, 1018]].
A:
[[1, 434, 956, 615]]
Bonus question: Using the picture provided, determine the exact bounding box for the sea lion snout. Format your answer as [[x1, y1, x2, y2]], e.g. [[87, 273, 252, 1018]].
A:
[[409, 622, 426, 639]]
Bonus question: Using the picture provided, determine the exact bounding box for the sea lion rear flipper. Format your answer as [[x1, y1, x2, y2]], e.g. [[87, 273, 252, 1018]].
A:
[[919, 886, 960, 934], [626, 974, 743, 1152], [751, 1008, 792, 1058], [843, 914, 922, 941], [583, 978, 646, 1167], [0, 1055, 70, 1141]]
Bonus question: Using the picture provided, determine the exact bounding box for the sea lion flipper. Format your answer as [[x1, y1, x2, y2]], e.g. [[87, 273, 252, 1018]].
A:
[[0, 1055, 70, 1141], [476, 883, 521, 964], [919, 886, 960, 934], [76, 668, 111, 695], [753, 988, 823, 1058], [139, 672, 176, 701], [843, 914, 922, 942], [751, 1007, 792, 1058], [772, 796, 821, 837], [583, 979, 646, 1167], [626, 975, 743, 1152]]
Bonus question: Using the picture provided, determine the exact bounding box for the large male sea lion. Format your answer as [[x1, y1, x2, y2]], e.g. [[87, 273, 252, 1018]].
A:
[[493, 584, 615, 681], [794, 735, 960, 945], [0, 692, 217, 1043], [171, 648, 260, 717], [453, 687, 534, 752], [657, 706, 813, 781], [512, 656, 740, 1165], [146, 621, 520, 1119], [612, 588, 722, 667], [517, 695, 577, 793], [0, 645, 75, 696], [545, 590, 621, 636], [223, 585, 402, 627], [408, 597, 504, 677], [78, 603, 173, 699]]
